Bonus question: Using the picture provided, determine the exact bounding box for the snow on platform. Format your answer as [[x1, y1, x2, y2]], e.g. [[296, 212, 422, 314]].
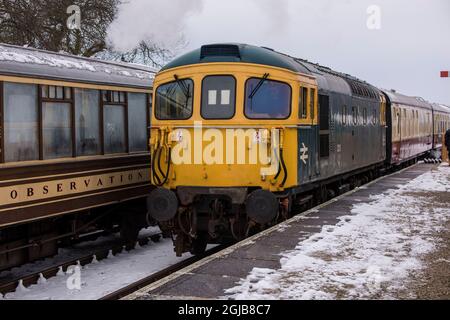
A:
[[126, 163, 450, 300]]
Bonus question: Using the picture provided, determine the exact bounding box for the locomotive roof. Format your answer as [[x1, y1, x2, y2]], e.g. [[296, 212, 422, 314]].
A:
[[383, 89, 433, 110], [162, 43, 380, 98], [0, 43, 155, 89]]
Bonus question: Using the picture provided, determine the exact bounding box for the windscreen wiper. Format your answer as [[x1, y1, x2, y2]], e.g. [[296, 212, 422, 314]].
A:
[[248, 73, 270, 99], [174, 74, 191, 99]]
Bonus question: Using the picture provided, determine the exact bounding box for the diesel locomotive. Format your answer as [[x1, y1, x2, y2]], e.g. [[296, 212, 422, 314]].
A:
[[147, 44, 450, 256]]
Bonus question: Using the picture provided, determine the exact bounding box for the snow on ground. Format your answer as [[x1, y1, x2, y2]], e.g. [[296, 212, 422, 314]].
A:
[[225, 165, 450, 300], [1, 230, 189, 300]]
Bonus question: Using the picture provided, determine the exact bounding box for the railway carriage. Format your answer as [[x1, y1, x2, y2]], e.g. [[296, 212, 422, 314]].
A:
[[431, 103, 450, 152], [383, 90, 434, 164], [0, 44, 154, 271]]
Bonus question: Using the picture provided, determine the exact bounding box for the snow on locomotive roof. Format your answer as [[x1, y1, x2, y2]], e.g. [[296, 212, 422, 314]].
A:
[[0, 43, 155, 89]]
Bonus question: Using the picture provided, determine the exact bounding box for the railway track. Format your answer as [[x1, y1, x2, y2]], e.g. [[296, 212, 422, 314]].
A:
[[100, 244, 229, 300], [1, 163, 434, 300], [100, 162, 435, 301], [0, 233, 162, 297]]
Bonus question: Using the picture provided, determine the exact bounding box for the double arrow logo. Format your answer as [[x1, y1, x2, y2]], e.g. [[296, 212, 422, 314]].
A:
[[300, 143, 309, 165]]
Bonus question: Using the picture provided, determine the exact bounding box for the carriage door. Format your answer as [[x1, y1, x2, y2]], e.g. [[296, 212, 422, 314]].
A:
[[319, 95, 330, 160], [298, 87, 319, 184]]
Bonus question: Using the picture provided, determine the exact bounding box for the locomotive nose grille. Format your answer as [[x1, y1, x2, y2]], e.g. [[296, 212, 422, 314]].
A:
[[200, 44, 241, 60]]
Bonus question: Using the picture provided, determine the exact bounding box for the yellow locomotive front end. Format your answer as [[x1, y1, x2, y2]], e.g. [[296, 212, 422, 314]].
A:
[[147, 44, 318, 255]]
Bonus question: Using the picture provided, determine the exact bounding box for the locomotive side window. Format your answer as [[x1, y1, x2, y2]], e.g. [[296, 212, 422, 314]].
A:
[[342, 105, 347, 125], [155, 79, 193, 120], [128, 93, 148, 152], [201, 76, 236, 119], [299, 87, 308, 119], [319, 94, 330, 158], [245, 78, 291, 119], [3, 82, 39, 162], [352, 106, 358, 125], [310, 88, 316, 120], [75, 89, 101, 156], [363, 108, 368, 125]]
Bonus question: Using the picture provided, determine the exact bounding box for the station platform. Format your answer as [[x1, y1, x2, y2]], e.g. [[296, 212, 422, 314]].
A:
[[126, 163, 449, 300]]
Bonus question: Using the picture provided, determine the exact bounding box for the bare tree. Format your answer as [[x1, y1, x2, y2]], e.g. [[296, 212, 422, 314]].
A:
[[98, 38, 186, 68], [0, 0, 180, 67], [0, 0, 119, 57]]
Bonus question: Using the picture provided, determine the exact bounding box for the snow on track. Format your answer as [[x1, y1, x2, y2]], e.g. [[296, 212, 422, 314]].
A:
[[225, 165, 450, 300], [1, 237, 188, 300]]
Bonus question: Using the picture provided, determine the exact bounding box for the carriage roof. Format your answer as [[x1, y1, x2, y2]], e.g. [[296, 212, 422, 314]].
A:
[[0, 43, 155, 90]]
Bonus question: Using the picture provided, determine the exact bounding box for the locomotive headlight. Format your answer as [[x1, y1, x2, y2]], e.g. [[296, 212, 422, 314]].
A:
[[245, 190, 278, 225], [147, 188, 178, 222]]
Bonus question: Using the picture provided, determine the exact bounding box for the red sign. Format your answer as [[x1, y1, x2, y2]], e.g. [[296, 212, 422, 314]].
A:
[[441, 71, 449, 78]]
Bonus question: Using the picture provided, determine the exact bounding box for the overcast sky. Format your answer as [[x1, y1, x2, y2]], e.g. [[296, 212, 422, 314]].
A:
[[109, 0, 450, 104]]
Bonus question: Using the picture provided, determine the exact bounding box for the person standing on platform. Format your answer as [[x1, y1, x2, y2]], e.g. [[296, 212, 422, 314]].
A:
[[445, 128, 450, 162]]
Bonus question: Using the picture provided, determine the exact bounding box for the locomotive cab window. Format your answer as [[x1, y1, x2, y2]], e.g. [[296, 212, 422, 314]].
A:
[[245, 78, 291, 119], [155, 78, 193, 120], [201, 76, 236, 119]]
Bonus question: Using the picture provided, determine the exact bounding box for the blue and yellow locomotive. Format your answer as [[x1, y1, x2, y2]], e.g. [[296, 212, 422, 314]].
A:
[[147, 44, 448, 256]]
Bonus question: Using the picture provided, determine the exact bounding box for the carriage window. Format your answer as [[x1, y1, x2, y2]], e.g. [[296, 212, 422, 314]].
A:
[[42, 85, 71, 100], [128, 93, 148, 152], [104, 105, 126, 154], [103, 90, 126, 104], [201, 76, 236, 119], [245, 78, 291, 119], [43, 102, 73, 159], [75, 89, 100, 156], [155, 79, 193, 120], [299, 87, 308, 119], [3, 82, 39, 162]]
